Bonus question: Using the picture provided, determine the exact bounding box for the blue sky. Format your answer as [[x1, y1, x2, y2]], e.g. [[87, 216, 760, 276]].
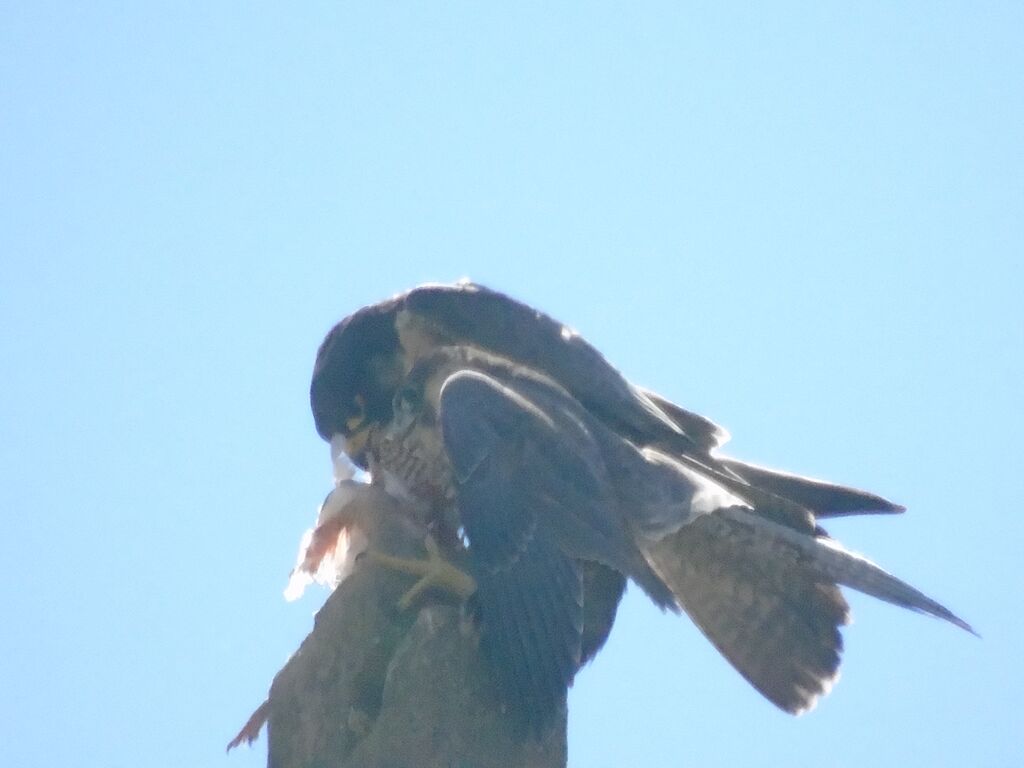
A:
[[2, 3, 1021, 766]]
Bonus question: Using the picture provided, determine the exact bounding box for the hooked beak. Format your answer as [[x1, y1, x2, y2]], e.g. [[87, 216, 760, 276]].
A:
[[342, 425, 371, 462]]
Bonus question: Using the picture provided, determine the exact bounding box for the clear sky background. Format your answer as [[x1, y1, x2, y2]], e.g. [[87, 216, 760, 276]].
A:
[[2, 3, 1021, 767]]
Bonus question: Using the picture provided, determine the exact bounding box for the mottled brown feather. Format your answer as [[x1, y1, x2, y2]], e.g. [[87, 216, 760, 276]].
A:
[[646, 513, 850, 714]]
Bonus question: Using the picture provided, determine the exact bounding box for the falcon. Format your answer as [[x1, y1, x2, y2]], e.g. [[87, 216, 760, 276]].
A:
[[309, 282, 971, 730]]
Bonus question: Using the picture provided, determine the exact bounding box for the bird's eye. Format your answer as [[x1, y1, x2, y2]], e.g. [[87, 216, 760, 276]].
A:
[[345, 394, 367, 433], [393, 384, 422, 415]]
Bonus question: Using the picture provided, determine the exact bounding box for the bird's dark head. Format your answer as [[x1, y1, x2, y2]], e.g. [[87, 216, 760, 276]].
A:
[[310, 299, 406, 463]]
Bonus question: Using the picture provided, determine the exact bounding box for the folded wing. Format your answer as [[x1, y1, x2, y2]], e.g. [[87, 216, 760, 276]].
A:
[[438, 368, 676, 730]]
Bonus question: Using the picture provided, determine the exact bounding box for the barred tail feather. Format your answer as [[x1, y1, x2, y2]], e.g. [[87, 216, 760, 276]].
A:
[[642, 505, 974, 714], [718, 506, 975, 635], [644, 513, 849, 714]]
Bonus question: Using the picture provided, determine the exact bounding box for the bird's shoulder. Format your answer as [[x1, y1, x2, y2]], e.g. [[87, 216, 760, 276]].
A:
[[395, 283, 692, 448]]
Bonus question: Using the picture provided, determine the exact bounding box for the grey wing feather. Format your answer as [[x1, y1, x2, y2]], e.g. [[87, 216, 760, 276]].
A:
[[404, 283, 693, 446], [441, 368, 677, 609], [639, 388, 731, 451], [439, 378, 581, 729], [719, 458, 906, 517], [579, 562, 626, 667], [438, 369, 673, 730]]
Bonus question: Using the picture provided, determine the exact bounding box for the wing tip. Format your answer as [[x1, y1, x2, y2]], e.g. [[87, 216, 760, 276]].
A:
[[931, 607, 978, 637], [828, 501, 906, 517]]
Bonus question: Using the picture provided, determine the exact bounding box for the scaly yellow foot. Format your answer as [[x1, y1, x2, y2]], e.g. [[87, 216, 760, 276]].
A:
[[365, 535, 476, 609]]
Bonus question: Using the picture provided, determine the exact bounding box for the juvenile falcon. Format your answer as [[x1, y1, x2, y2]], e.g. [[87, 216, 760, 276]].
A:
[[309, 282, 971, 730]]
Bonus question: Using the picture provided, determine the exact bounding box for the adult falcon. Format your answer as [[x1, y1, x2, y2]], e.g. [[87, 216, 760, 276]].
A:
[[309, 282, 970, 731]]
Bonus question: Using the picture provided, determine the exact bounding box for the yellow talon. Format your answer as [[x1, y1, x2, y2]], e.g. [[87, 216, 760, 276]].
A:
[[365, 535, 476, 609]]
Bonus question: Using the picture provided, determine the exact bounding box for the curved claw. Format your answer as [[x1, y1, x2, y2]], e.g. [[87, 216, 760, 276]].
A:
[[364, 535, 476, 609]]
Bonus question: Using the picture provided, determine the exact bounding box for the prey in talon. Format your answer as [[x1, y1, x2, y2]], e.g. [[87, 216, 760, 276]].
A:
[[310, 282, 973, 733], [285, 478, 466, 607]]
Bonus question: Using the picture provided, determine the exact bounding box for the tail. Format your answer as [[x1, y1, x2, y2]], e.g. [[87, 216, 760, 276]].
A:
[[718, 506, 974, 634], [642, 505, 973, 715]]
